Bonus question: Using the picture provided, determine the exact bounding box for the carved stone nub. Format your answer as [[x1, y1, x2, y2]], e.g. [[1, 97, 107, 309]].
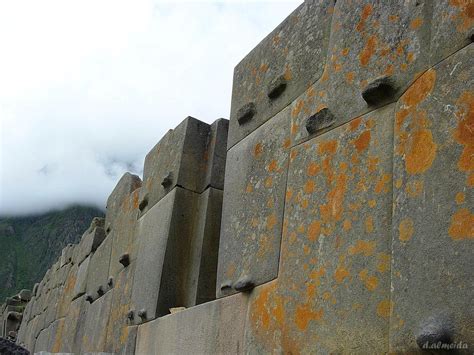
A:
[[267, 75, 287, 100], [305, 108, 336, 135], [119, 253, 130, 268], [161, 172, 173, 188], [237, 102, 256, 125], [233, 275, 255, 292]]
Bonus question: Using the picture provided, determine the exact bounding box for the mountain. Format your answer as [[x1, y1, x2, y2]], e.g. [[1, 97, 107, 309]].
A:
[[0, 205, 104, 301]]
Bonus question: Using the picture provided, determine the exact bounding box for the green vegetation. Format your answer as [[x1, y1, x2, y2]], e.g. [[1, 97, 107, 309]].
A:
[[0, 205, 104, 301]]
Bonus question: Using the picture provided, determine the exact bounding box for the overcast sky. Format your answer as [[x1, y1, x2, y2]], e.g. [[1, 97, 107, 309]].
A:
[[0, 0, 301, 216]]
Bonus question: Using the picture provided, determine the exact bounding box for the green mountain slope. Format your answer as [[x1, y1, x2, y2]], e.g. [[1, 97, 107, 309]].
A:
[[0, 205, 104, 300]]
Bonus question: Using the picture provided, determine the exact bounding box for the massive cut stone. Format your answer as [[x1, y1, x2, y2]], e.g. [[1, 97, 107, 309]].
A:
[[217, 106, 290, 297], [81, 290, 113, 353], [245, 104, 394, 353], [390, 44, 473, 352], [75, 226, 106, 265], [85, 233, 112, 302], [104, 172, 142, 236], [290, 0, 433, 146], [430, 0, 473, 64], [135, 293, 249, 354], [73, 255, 90, 300], [139, 117, 228, 216], [228, 1, 333, 148], [131, 186, 223, 322]]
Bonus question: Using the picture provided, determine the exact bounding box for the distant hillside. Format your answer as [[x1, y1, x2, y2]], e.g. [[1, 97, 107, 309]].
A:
[[0, 205, 104, 301]]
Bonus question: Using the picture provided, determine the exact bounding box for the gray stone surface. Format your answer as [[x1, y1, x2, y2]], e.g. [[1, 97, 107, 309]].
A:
[[228, 0, 333, 149], [290, 0, 433, 147], [132, 186, 222, 321], [104, 172, 142, 236], [76, 226, 107, 265], [217, 106, 290, 297], [86, 234, 113, 302], [390, 44, 474, 353], [116, 325, 137, 355], [81, 290, 113, 353], [430, 0, 473, 64], [138, 117, 228, 216], [56, 295, 88, 354], [135, 292, 249, 355], [73, 255, 90, 300]]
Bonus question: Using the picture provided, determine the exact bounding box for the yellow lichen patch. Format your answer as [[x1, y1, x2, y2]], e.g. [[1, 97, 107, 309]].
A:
[[410, 17, 423, 30], [283, 138, 291, 149], [307, 220, 321, 242], [334, 266, 350, 283], [353, 130, 371, 152], [399, 218, 414, 242], [254, 143, 263, 157], [266, 214, 277, 230], [359, 35, 378, 66], [246, 183, 253, 193], [318, 140, 338, 155], [348, 240, 376, 256], [405, 128, 437, 175], [267, 159, 278, 172], [448, 208, 474, 240], [406, 179, 424, 197], [295, 304, 323, 331], [375, 173, 391, 194], [365, 216, 374, 233], [376, 299, 393, 319], [265, 176, 273, 188], [368, 199, 377, 208], [455, 192, 465, 204], [376, 253, 391, 273], [350, 117, 362, 132], [343, 219, 352, 231], [454, 92, 474, 173], [320, 174, 347, 223], [356, 3, 373, 32], [402, 69, 436, 107], [307, 162, 320, 177], [304, 180, 315, 194]]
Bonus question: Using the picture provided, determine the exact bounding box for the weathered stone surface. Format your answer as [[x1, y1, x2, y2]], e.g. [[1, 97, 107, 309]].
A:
[[430, 0, 473, 64], [132, 186, 222, 321], [290, 0, 433, 146], [116, 325, 137, 355], [75, 226, 106, 265], [139, 117, 228, 216], [34, 325, 51, 353], [105, 264, 135, 353], [18, 290, 31, 302], [53, 295, 87, 354], [108, 187, 141, 281], [73, 255, 90, 300], [81, 290, 113, 353], [390, 44, 474, 352], [85, 234, 112, 302], [60, 243, 74, 268], [104, 172, 142, 236], [56, 262, 78, 319], [245, 105, 394, 354], [228, 0, 333, 148], [135, 293, 249, 354], [217, 106, 290, 297]]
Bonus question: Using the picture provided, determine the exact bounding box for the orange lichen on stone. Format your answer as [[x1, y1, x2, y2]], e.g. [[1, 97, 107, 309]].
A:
[[402, 69, 436, 107], [449, 0, 474, 32], [318, 140, 338, 155], [307, 162, 320, 176], [348, 240, 376, 256], [399, 218, 414, 242], [360, 35, 378, 66], [267, 159, 278, 172], [376, 300, 393, 319], [334, 266, 350, 283], [343, 219, 352, 231], [356, 4, 373, 32], [377, 253, 391, 273], [265, 176, 273, 188], [295, 304, 323, 331], [406, 179, 424, 197], [449, 208, 474, 240], [454, 92, 474, 173], [353, 130, 371, 152], [410, 17, 423, 30], [308, 221, 322, 242], [455, 192, 465, 204], [375, 174, 391, 194], [405, 128, 437, 175], [283, 138, 291, 149], [266, 214, 277, 230], [320, 174, 347, 223], [304, 180, 315, 194], [254, 143, 263, 157], [365, 216, 375, 233]]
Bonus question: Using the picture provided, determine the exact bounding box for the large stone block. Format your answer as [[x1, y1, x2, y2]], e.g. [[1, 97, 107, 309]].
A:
[[56, 262, 79, 319], [132, 186, 223, 322], [81, 290, 113, 353], [75, 226, 106, 265], [430, 0, 473, 64], [135, 293, 249, 354], [73, 255, 90, 300], [290, 0, 433, 147], [138, 117, 228, 216], [85, 234, 112, 302], [245, 105, 394, 354], [390, 44, 473, 353], [104, 172, 142, 235], [105, 264, 135, 353], [34, 325, 51, 353], [228, 0, 333, 149], [217, 106, 290, 297], [108, 187, 141, 281]]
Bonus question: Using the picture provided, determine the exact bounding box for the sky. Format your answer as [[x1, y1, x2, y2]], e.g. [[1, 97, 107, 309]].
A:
[[0, 0, 301, 216]]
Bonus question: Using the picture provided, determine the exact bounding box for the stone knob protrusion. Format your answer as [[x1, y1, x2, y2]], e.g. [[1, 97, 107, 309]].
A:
[[361, 76, 397, 105], [161, 172, 173, 188], [127, 310, 134, 321], [85, 294, 93, 303], [305, 108, 336, 135], [267, 75, 287, 100], [138, 309, 147, 320], [233, 275, 255, 292], [415, 315, 455, 350], [138, 194, 148, 211], [107, 277, 114, 287], [97, 285, 105, 296], [220, 280, 232, 291], [119, 253, 130, 268], [237, 102, 256, 125]]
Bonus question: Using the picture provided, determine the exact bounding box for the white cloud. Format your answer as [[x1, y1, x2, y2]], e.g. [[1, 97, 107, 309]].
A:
[[0, 0, 301, 216]]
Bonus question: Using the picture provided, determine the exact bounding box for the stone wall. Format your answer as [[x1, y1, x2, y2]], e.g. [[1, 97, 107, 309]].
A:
[[4, 0, 473, 354]]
